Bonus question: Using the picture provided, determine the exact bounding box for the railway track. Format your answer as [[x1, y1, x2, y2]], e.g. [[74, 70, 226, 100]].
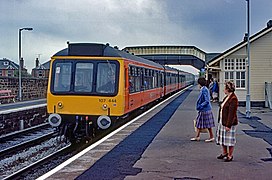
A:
[[3, 144, 71, 180], [0, 124, 69, 179], [0, 124, 54, 157], [0, 111, 141, 179]]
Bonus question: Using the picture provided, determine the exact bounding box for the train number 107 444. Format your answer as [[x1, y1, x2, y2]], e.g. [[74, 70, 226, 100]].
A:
[[99, 99, 117, 103]]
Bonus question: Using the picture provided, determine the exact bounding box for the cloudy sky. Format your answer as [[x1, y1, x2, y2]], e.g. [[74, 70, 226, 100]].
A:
[[1, 0, 272, 74]]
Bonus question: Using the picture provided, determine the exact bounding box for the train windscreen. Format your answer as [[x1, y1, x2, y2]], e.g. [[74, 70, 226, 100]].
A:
[[53, 62, 72, 92], [96, 62, 117, 94], [51, 60, 119, 96]]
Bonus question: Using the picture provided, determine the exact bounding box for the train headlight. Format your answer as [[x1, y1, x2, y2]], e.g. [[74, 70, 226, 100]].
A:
[[48, 113, 62, 127], [57, 101, 63, 109], [97, 115, 111, 129], [102, 104, 108, 111]]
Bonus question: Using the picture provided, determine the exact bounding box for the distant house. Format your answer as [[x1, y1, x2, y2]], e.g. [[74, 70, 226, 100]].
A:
[[0, 58, 29, 77], [0, 58, 18, 77], [31, 58, 50, 78], [207, 20, 272, 106]]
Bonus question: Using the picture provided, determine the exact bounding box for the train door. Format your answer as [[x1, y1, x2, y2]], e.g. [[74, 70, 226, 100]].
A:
[[124, 65, 129, 113], [177, 73, 181, 90], [162, 70, 166, 96], [159, 71, 164, 98], [140, 67, 145, 106], [127, 65, 143, 112]]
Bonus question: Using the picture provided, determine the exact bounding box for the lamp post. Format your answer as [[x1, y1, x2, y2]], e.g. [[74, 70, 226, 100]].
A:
[[18, 27, 33, 101], [245, 0, 251, 118]]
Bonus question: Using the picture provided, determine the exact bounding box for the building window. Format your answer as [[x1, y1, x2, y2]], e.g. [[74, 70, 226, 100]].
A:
[[38, 70, 43, 77], [236, 58, 246, 70], [236, 71, 246, 88], [225, 71, 234, 82], [224, 59, 235, 70], [7, 70, 12, 77], [224, 58, 246, 88]]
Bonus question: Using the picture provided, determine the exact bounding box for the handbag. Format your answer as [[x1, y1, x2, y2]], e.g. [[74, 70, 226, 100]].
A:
[[212, 92, 218, 99], [193, 119, 209, 133]]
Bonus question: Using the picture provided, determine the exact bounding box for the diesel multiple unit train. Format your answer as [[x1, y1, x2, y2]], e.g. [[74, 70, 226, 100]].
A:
[[47, 43, 195, 142]]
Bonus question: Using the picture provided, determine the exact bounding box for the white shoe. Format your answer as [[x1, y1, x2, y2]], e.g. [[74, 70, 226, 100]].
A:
[[190, 137, 200, 141], [205, 138, 215, 142]]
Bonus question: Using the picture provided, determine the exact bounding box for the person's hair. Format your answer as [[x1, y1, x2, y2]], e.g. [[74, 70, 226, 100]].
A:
[[197, 77, 207, 87], [225, 81, 235, 92]]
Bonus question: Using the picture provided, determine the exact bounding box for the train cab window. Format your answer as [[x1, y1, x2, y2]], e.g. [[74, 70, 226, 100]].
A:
[[53, 62, 72, 92], [74, 63, 93, 92], [96, 62, 117, 94]]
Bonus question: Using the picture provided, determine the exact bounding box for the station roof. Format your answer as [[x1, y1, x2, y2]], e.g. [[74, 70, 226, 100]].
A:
[[208, 21, 272, 66]]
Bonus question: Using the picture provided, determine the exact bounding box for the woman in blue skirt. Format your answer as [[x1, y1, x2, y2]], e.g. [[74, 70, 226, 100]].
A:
[[191, 77, 215, 142]]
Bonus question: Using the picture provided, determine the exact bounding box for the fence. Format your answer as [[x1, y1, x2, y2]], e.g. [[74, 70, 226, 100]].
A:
[[265, 82, 272, 109]]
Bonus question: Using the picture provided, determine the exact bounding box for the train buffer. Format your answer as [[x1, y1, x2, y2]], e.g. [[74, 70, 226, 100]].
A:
[[39, 86, 272, 180]]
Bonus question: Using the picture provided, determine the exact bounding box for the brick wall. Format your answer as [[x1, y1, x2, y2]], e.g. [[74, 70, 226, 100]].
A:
[[0, 77, 48, 100]]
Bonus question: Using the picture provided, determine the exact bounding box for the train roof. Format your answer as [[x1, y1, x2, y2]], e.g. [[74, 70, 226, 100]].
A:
[[53, 43, 164, 69], [164, 65, 193, 75]]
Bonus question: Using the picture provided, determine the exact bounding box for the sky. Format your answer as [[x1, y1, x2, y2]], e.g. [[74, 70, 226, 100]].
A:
[[1, 0, 272, 74]]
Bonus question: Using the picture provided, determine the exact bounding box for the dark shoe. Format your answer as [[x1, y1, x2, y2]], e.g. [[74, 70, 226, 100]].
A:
[[217, 153, 228, 159], [224, 156, 233, 162]]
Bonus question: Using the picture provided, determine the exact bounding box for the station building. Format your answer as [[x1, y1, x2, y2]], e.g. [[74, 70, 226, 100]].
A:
[[207, 20, 272, 107]]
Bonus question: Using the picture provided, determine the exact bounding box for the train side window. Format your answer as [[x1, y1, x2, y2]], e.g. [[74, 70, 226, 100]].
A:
[[143, 68, 148, 90], [157, 72, 160, 87], [153, 71, 158, 88], [166, 73, 171, 85], [134, 68, 141, 92], [129, 67, 141, 92], [143, 68, 155, 90]]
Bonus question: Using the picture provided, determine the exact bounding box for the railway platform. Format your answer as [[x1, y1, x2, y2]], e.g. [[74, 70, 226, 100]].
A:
[[40, 86, 272, 180]]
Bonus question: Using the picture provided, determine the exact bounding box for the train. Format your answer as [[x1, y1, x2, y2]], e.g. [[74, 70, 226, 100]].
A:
[[47, 43, 195, 142]]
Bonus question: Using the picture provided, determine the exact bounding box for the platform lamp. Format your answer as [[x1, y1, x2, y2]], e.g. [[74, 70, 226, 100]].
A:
[[18, 27, 33, 101], [245, 0, 251, 118]]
